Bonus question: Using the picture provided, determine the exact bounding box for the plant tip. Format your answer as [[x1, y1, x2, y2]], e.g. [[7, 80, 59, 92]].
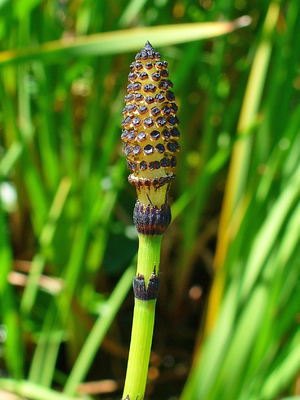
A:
[[121, 41, 180, 225]]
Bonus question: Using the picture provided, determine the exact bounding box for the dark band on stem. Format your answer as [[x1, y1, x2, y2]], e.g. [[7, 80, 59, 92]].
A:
[[133, 270, 160, 301], [133, 199, 171, 235]]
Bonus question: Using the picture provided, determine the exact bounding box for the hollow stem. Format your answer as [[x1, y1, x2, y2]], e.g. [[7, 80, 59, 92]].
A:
[[137, 234, 162, 283], [122, 233, 162, 400]]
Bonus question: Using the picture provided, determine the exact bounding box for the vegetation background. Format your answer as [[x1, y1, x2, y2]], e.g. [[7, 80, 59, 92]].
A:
[[0, 0, 300, 399]]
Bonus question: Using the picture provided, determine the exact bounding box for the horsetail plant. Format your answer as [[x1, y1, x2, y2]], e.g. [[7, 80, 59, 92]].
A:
[[121, 41, 180, 400]]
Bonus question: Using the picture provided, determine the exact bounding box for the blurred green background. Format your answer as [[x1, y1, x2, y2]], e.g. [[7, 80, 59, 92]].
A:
[[1, 0, 300, 399]]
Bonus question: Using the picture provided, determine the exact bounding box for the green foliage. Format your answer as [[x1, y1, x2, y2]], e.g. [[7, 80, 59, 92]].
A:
[[0, 0, 300, 399]]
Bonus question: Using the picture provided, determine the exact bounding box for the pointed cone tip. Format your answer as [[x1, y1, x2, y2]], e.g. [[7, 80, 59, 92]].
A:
[[135, 40, 160, 60]]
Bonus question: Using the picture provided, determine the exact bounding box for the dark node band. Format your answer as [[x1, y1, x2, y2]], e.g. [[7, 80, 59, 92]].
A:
[[128, 173, 176, 188], [133, 273, 160, 301], [133, 199, 171, 235]]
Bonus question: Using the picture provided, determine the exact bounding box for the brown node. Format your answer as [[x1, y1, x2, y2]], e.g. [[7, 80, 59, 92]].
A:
[[170, 103, 178, 113], [154, 161, 161, 169], [149, 265, 158, 281], [155, 61, 164, 69], [145, 62, 153, 69], [133, 82, 142, 91], [140, 161, 147, 171], [121, 107, 130, 116], [138, 105, 148, 114], [134, 93, 144, 102], [156, 117, 167, 127], [144, 83, 157, 93], [139, 72, 149, 80], [155, 93, 165, 103], [160, 158, 168, 168], [132, 117, 142, 127], [170, 127, 180, 137], [148, 162, 156, 171], [166, 142, 177, 153], [171, 156, 177, 167], [166, 79, 174, 88], [127, 83, 134, 93], [128, 104, 138, 112], [150, 107, 160, 117], [133, 145, 142, 156], [141, 51, 148, 60], [145, 96, 155, 104], [166, 91, 175, 101], [121, 130, 129, 141], [128, 173, 175, 188], [134, 62, 143, 71], [128, 72, 137, 81], [150, 130, 160, 140], [137, 131, 147, 142], [161, 105, 171, 116], [125, 93, 134, 103], [144, 117, 154, 128], [167, 116, 177, 127], [133, 272, 160, 300], [144, 144, 154, 155], [124, 145, 132, 156], [133, 199, 171, 235], [151, 72, 161, 81], [158, 80, 169, 90], [127, 131, 136, 142], [148, 162, 154, 171], [155, 143, 165, 153], [131, 162, 138, 171], [121, 117, 132, 128]]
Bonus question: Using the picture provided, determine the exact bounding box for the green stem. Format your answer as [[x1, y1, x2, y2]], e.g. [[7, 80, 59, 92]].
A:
[[122, 233, 162, 400], [137, 234, 162, 282], [123, 299, 156, 400]]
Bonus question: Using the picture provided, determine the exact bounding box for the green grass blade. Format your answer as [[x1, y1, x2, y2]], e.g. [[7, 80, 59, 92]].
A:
[[204, 2, 280, 334], [0, 378, 85, 400], [261, 332, 300, 399], [0, 18, 251, 66], [64, 263, 135, 395], [0, 203, 24, 379], [20, 177, 71, 315], [118, 0, 148, 27], [211, 284, 269, 400], [0, 141, 23, 178], [181, 280, 240, 400], [240, 164, 300, 300]]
